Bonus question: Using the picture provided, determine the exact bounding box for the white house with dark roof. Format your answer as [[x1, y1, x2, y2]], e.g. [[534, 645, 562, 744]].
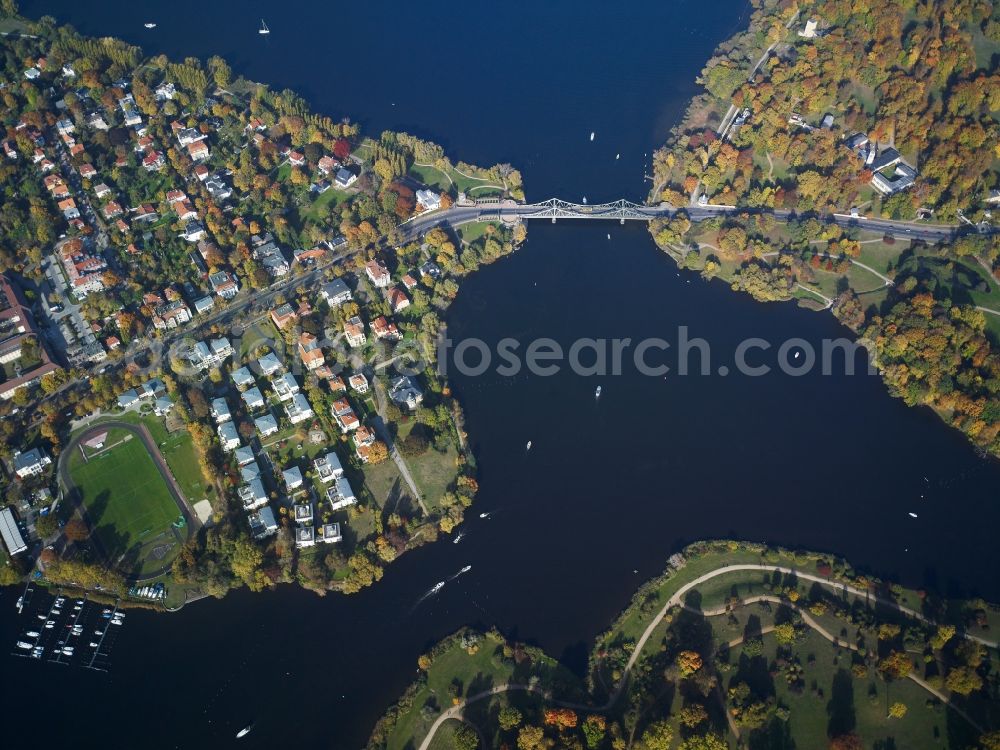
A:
[[239, 478, 268, 510], [389, 376, 423, 411], [154, 396, 174, 416], [255, 413, 279, 437], [283, 466, 304, 491], [241, 460, 262, 484], [247, 505, 278, 540], [416, 188, 441, 212], [320, 278, 352, 306], [231, 366, 254, 390], [242, 387, 265, 411], [335, 167, 356, 188], [211, 397, 232, 423], [117, 388, 140, 409], [13, 447, 52, 479], [285, 392, 314, 424], [327, 476, 357, 511], [257, 351, 283, 376], [272, 372, 300, 401], [234, 445, 256, 467], [218, 421, 240, 451], [194, 296, 214, 315], [249, 506, 278, 539], [314, 451, 344, 483]]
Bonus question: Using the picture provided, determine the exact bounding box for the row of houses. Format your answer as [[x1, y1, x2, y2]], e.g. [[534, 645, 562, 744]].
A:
[[0, 275, 60, 401]]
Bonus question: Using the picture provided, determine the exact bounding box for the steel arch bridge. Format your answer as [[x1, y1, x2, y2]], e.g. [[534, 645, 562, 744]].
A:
[[517, 198, 662, 222]]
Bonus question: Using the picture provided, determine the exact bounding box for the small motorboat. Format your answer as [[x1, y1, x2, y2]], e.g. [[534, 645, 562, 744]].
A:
[[25, 631, 39, 638], [526, 440, 532, 451], [144, 22, 157, 29], [589, 131, 595, 141], [595, 385, 602, 398], [459, 565, 472, 574], [616, 153, 620, 160], [908, 512, 918, 518], [236, 725, 253, 739], [16, 641, 32, 649], [479, 512, 490, 519], [430, 581, 445, 594]]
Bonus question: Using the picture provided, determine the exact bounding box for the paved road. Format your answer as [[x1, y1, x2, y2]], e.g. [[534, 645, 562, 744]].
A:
[[399, 201, 978, 245], [58, 420, 197, 582], [415, 561, 996, 749], [679, 593, 984, 733], [371, 382, 427, 515]]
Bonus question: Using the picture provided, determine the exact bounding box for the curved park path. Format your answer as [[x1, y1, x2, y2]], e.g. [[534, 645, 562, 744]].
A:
[[417, 563, 994, 749], [58, 420, 198, 582]]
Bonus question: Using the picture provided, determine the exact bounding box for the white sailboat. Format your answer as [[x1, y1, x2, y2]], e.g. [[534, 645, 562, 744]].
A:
[[258, 19, 270, 35]]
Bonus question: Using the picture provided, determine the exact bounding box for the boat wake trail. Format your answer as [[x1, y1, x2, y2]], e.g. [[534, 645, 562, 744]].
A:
[[409, 580, 446, 613]]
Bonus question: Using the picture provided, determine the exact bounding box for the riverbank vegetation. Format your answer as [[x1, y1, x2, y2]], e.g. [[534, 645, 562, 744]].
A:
[[369, 541, 1000, 750], [648, 0, 1000, 460]]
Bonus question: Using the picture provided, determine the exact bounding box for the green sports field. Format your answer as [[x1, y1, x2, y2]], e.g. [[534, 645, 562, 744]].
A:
[[69, 435, 184, 575]]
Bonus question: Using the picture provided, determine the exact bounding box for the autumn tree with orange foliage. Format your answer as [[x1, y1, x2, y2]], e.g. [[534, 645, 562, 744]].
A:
[[542, 708, 578, 730]]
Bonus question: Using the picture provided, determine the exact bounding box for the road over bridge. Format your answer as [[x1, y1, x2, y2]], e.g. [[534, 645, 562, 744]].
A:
[[399, 198, 973, 244]]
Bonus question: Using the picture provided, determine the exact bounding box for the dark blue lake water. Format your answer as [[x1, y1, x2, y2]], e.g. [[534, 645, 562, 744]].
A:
[[4, 1, 1000, 747]]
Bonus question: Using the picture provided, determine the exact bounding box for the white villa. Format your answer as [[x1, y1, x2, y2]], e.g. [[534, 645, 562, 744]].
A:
[[314, 452, 344, 483]]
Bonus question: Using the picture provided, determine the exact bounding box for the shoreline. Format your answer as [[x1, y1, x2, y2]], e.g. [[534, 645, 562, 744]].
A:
[[369, 539, 1000, 750]]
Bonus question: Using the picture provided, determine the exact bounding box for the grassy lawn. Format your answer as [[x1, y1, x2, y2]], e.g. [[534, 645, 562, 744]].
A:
[[456, 221, 501, 246], [86, 410, 209, 505], [239, 320, 280, 358], [409, 163, 454, 193], [300, 186, 346, 223], [0, 17, 30, 33], [68, 434, 184, 575], [361, 456, 406, 508], [425, 719, 464, 750], [408, 162, 505, 196], [607, 548, 770, 654], [730, 628, 963, 750], [382, 632, 576, 750], [397, 423, 459, 509]]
